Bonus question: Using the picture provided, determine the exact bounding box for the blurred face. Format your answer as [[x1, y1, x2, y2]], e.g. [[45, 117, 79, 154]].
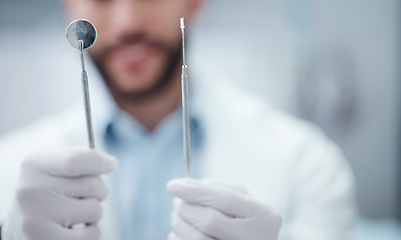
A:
[[64, 0, 200, 100]]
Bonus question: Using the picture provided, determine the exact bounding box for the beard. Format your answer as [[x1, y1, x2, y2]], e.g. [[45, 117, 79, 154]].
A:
[[90, 32, 182, 102]]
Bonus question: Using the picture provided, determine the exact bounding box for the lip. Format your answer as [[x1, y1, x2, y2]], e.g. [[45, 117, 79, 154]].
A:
[[108, 42, 152, 69]]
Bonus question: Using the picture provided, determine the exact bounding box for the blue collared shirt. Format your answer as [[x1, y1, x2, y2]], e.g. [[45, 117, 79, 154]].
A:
[[102, 105, 203, 240], [85, 59, 205, 239]]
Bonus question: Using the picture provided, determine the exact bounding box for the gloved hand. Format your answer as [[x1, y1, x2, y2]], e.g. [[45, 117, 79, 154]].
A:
[[167, 178, 282, 240], [2, 148, 118, 240]]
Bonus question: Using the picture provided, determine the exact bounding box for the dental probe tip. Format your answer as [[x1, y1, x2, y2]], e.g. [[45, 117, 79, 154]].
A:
[[180, 17, 185, 29]]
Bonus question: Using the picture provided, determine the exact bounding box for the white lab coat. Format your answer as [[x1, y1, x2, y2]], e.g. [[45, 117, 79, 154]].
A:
[[0, 72, 356, 240]]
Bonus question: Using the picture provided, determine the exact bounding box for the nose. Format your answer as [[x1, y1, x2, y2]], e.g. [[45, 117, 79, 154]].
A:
[[110, 0, 146, 38]]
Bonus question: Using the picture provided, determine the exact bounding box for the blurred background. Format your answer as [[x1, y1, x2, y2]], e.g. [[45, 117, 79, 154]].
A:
[[0, 0, 400, 239]]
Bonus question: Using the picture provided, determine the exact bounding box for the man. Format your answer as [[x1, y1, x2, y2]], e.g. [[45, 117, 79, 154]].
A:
[[0, 0, 356, 239]]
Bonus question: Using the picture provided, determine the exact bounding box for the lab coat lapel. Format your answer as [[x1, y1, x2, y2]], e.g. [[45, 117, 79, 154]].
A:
[[193, 78, 238, 182]]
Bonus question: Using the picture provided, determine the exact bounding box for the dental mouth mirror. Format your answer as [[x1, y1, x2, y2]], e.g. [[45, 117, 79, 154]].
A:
[[66, 19, 97, 149], [180, 17, 192, 177]]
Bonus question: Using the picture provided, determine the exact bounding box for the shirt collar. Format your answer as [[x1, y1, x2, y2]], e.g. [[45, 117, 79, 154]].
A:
[[84, 58, 204, 149]]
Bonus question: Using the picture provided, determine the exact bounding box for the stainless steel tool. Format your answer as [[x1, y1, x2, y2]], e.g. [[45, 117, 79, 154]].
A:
[[180, 17, 191, 176], [66, 19, 97, 148]]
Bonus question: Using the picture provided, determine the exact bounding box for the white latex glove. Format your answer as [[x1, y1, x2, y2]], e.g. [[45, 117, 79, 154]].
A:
[[167, 178, 282, 240], [2, 148, 118, 240]]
